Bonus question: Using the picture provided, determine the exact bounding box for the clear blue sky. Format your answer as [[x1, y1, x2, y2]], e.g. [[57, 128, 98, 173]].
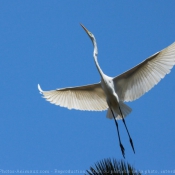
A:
[[0, 1, 175, 174]]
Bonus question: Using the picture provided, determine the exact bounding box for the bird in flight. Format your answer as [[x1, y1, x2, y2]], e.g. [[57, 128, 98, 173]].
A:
[[38, 24, 175, 158]]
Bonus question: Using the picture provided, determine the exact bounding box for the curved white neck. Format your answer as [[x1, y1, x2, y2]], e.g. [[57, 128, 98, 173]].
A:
[[92, 39, 104, 79]]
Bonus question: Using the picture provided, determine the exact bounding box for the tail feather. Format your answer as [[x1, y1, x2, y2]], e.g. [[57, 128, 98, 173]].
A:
[[118, 101, 132, 119], [106, 108, 113, 119], [106, 101, 132, 120]]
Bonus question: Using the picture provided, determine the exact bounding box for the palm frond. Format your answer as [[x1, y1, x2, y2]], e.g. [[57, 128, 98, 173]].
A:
[[85, 158, 141, 175]]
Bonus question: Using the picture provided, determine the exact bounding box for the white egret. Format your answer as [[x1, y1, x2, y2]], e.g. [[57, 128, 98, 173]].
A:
[[38, 24, 175, 158]]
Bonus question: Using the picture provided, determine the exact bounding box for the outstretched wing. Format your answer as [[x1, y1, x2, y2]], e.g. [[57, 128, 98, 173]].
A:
[[113, 42, 175, 102], [38, 83, 108, 111]]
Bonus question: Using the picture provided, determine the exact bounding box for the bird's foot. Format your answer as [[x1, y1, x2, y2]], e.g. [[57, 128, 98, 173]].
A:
[[120, 143, 125, 158], [130, 138, 135, 154]]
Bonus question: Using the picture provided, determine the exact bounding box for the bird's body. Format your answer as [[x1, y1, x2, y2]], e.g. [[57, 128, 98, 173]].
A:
[[100, 75, 129, 119], [101, 75, 119, 113], [38, 24, 175, 157]]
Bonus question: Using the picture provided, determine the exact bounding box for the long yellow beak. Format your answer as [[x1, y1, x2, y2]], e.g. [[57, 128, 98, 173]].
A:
[[80, 23, 90, 35]]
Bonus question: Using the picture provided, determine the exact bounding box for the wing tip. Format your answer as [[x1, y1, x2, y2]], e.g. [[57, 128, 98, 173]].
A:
[[38, 84, 43, 94]]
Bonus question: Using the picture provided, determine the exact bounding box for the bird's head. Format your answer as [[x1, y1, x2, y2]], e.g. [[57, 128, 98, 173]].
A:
[[80, 24, 95, 43]]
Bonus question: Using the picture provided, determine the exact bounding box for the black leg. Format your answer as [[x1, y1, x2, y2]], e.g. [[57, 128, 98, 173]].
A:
[[118, 106, 135, 154], [110, 108, 125, 158]]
